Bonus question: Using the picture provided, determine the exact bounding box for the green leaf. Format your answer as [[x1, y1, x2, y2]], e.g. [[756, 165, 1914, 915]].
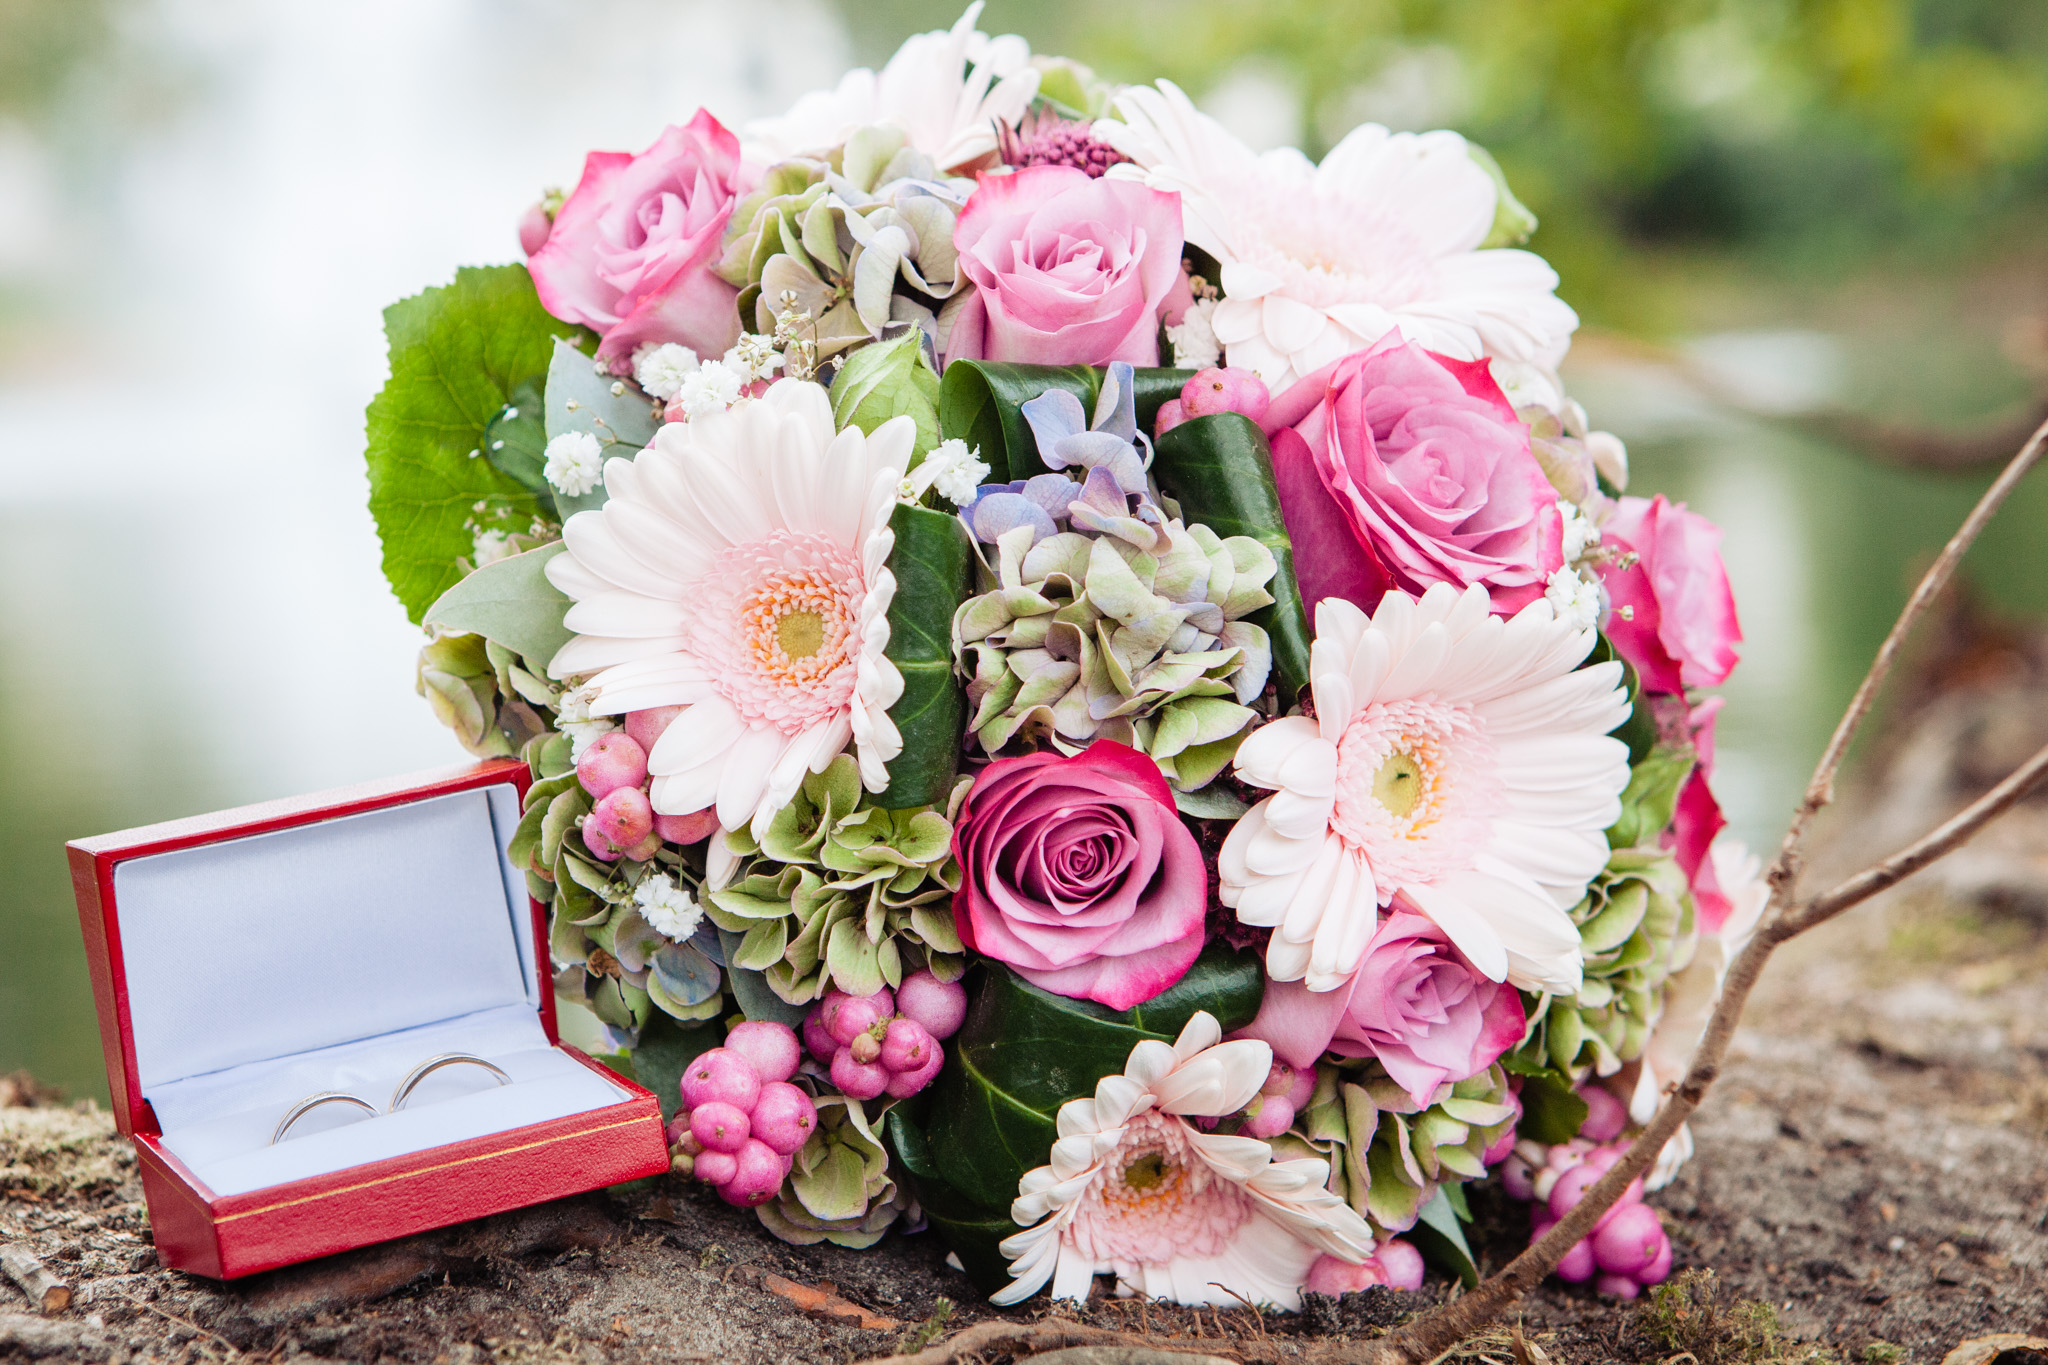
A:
[[365, 264, 575, 624], [1607, 744, 1698, 850], [876, 503, 973, 808], [423, 542, 574, 669], [887, 1106, 1020, 1294], [1410, 1186, 1480, 1289], [937, 362, 1189, 483], [1151, 413, 1313, 706], [715, 927, 810, 1027], [482, 378, 557, 517], [831, 330, 941, 461], [920, 945, 1263, 1212], [1589, 635, 1657, 764], [627, 1010, 726, 1124], [1503, 1048, 1589, 1144], [1468, 142, 1538, 249]]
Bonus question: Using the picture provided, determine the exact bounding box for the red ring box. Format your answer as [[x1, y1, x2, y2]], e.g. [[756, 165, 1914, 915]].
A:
[[67, 758, 671, 1278]]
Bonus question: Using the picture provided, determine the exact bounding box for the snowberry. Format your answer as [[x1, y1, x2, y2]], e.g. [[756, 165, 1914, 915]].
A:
[[1242, 1095, 1295, 1139], [893, 971, 966, 1040], [583, 786, 654, 860], [692, 1149, 737, 1186], [829, 1048, 890, 1101], [821, 989, 893, 1046], [719, 1139, 788, 1207], [1153, 398, 1188, 437], [883, 1047, 944, 1098], [1304, 1253, 1386, 1296], [749, 1082, 818, 1156], [678, 1048, 760, 1113], [652, 808, 720, 846], [1499, 1153, 1538, 1202], [1547, 1162, 1604, 1219], [1373, 1238, 1426, 1292], [1592, 1203, 1665, 1277], [724, 1021, 802, 1084], [1180, 366, 1270, 423], [689, 1101, 751, 1155], [1596, 1273, 1641, 1299], [575, 732, 648, 801], [1577, 1085, 1628, 1142], [878, 1018, 936, 1075], [802, 1009, 838, 1065], [1638, 1236, 1674, 1286], [624, 705, 683, 752], [1554, 1238, 1597, 1283], [848, 1030, 882, 1065]]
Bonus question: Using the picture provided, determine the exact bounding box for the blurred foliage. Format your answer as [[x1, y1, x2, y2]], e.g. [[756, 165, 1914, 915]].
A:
[[0, 0, 123, 121], [838, 0, 2048, 332]]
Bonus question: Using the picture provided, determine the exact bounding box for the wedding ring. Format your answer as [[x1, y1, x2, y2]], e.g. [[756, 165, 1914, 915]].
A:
[[272, 1091, 378, 1145], [387, 1053, 512, 1113]]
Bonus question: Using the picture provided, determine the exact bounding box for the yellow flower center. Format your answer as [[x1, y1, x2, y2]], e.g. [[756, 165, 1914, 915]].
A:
[[1372, 751, 1425, 818], [740, 571, 853, 688], [777, 609, 825, 660]]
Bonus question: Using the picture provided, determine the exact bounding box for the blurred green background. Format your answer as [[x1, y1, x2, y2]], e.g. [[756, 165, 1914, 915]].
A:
[[2, 0, 2044, 1102]]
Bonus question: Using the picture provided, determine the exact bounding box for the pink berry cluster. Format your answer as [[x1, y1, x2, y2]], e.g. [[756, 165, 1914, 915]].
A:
[[1154, 366, 1271, 438], [801, 972, 966, 1102], [1238, 1058, 1317, 1138], [668, 1021, 817, 1207], [1497, 1087, 1673, 1298], [1304, 1238, 1427, 1295], [575, 706, 718, 860]]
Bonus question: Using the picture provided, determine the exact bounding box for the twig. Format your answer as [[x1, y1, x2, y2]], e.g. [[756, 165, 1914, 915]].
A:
[[0, 1244, 68, 1316], [100, 1290, 240, 1357], [857, 1316, 1244, 1365], [1342, 417, 2048, 1365]]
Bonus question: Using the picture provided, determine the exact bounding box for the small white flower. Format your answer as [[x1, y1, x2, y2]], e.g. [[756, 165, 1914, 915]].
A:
[[1166, 298, 1221, 371], [1559, 503, 1601, 564], [723, 334, 786, 385], [1544, 565, 1604, 632], [554, 681, 618, 759], [472, 528, 513, 566], [632, 342, 700, 401], [907, 438, 989, 508], [633, 872, 704, 942], [542, 431, 605, 497], [676, 360, 745, 420]]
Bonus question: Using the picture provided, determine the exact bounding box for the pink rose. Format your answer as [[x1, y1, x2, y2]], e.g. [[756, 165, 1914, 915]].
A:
[[952, 741, 1207, 1011], [1260, 334, 1564, 616], [526, 109, 745, 368], [1239, 909, 1525, 1107], [1597, 495, 1741, 695], [1664, 696, 1736, 931], [947, 165, 1183, 368]]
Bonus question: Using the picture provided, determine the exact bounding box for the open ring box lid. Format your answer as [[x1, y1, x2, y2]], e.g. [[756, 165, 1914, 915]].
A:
[[66, 758, 671, 1278]]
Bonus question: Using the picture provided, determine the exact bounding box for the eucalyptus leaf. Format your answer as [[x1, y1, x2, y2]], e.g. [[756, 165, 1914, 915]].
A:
[[876, 503, 973, 807], [1151, 414, 1312, 706], [423, 542, 574, 668], [715, 927, 811, 1027], [365, 265, 572, 623], [649, 940, 723, 1008], [544, 336, 660, 448]]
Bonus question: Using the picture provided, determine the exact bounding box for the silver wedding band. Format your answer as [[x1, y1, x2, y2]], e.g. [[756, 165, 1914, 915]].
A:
[[388, 1053, 512, 1113], [269, 1053, 512, 1145], [271, 1091, 378, 1145]]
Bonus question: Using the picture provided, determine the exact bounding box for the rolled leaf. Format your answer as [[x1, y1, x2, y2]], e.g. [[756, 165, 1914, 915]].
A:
[[1150, 413, 1312, 705], [424, 542, 575, 668], [875, 503, 973, 808]]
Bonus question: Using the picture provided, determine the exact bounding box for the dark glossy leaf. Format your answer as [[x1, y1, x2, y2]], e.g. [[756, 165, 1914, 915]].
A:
[[937, 363, 1193, 482], [1589, 635, 1656, 764], [876, 503, 973, 808], [365, 264, 573, 623], [921, 944, 1263, 1211], [1151, 413, 1313, 706], [423, 542, 575, 670], [715, 927, 809, 1027], [1410, 1186, 1480, 1289], [482, 378, 557, 518], [888, 1106, 1018, 1293], [627, 1009, 726, 1124], [1503, 1047, 1589, 1145]]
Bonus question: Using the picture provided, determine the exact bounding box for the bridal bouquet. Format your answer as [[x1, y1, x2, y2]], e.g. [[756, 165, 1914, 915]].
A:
[[364, 3, 1752, 1310]]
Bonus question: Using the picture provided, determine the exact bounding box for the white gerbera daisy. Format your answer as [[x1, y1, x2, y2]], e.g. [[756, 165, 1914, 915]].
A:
[[995, 1011, 1375, 1310], [546, 380, 910, 832], [742, 2, 1038, 174], [1095, 81, 1579, 392], [1219, 584, 1631, 995]]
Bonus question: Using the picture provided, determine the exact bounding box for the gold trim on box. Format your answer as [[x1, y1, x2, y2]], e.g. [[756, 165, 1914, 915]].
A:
[[215, 1115, 653, 1223]]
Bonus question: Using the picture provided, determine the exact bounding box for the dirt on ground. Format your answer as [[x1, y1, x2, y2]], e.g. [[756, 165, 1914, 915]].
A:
[[5, 616, 2047, 1365]]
